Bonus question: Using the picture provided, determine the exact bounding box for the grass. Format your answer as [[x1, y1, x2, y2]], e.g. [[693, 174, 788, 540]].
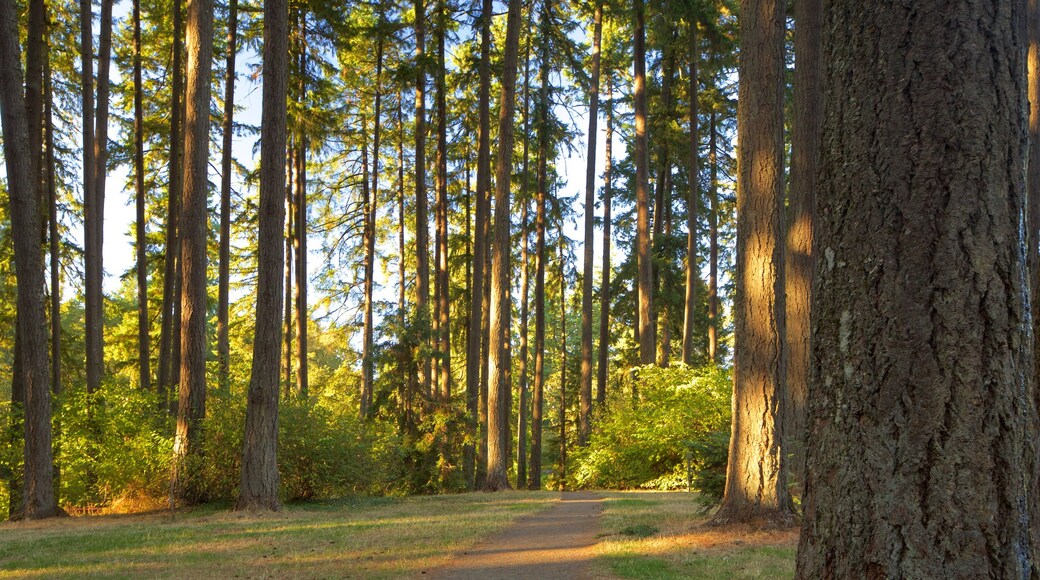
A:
[[594, 491, 798, 579], [0, 492, 558, 579]]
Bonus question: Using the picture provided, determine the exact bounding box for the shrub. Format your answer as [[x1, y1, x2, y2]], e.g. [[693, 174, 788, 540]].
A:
[[570, 364, 730, 500]]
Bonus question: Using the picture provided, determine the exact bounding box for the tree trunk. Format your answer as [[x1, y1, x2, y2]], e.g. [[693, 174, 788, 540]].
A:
[[282, 149, 293, 397], [557, 233, 567, 490], [158, 0, 184, 405], [414, 0, 431, 399], [681, 25, 699, 366], [516, 9, 534, 489], [596, 76, 613, 406], [78, 0, 96, 401], [797, 2, 1039, 576], [172, 0, 215, 504], [784, 0, 821, 492], [237, 0, 288, 511], [0, 0, 57, 519], [529, 0, 552, 491], [1029, 0, 1040, 422], [707, 111, 718, 362], [294, 30, 308, 398], [467, 0, 492, 491], [484, 0, 523, 492], [398, 93, 406, 318], [45, 54, 61, 496], [578, 1, 602, 447], [134, 0, 150, 392], [633, 0, 653, 366], [711, 0, 792, 525], [217, 0, 238, 394], [653, 48, 676, 368]]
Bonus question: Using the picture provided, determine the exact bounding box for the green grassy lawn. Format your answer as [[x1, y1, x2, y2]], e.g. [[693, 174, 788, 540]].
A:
[[0, 491, 797, 579], [0, 492, 557, 579], [594, 491, 798, 579]]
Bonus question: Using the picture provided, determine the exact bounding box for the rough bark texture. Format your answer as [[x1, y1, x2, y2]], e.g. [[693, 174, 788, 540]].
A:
[[796, 1, 1040, 576], [681, 25, 699, 366], [1030, 0, 1040, 414], [784, 0, 821, 492], [172, 0, 214, 504], [484, 0, 523, 492], [79, 0, 97, 399], [237, 0, 287, 512], [578, 2, 602, 447], [597, 78, 612, 406], [217, 0, 238, 394], [711, 0, 792, 525], [0, 0, 56, 519], [633, 0, 653, 365]]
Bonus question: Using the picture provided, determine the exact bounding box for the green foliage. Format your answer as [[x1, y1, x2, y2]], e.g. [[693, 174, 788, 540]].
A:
[[569, 364, 730, 498]]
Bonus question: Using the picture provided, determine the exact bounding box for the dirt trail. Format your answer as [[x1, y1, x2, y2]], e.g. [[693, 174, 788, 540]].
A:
[[422, 491, 607, 580]]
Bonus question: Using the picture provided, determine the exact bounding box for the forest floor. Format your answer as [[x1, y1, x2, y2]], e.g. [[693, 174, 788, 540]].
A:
[[0, 490, 797, 579]]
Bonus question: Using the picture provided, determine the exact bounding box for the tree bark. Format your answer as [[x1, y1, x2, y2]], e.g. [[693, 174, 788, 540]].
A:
[[294, 26, 308, 398], [596, 76, 613, 406], [172, 0, 215, 504], [797, 1, 1039, 575], [681, 24, 699, 366], [516, 8, 534, 489], [237, 0, 288, 511], [414, 0, 431, 399], [557, 232, 567, 490], [653, 46, 676, 368], [134, 0, 150, 392], [707, 111, 718, 362], [578, 1, 602, 447], [217, 0, 238, 394], [484, 0, 524, 492], [0, 0, 56, 519], [711, 0, 792, 525], [529, 0, 552, 491], [45, 53, 61, 496], [633, 0, 653, 366], [785, 0, 821, 491]]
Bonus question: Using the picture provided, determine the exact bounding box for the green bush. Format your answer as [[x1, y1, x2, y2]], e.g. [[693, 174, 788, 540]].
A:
[[570, 364, 730, 500]]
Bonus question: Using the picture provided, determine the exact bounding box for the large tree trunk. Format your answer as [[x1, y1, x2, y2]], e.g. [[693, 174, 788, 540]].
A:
[[711, 0, 792, 525], [681, 25, 699, 366], [796, 1, 1039, 576], [434, 0, 451, 457], [237, 0, 288, 511], [0, 0, 56, 519], [466, 0, 492, 491], [1029, 0, 1040, 419], [158, 0, 184, 405], [578, 1, 602, 447], [707, 111, 718, 362], [172, 0, 215, 504], [529, 0, 552, 491], [217, 0, 238, 394], [414, 0, 431, 398], [633, 0, 653, 366], [78, 0, 96, 398], [134, 0, 150, 392], [596, 77, 613, 406], [484, 0, 523, 492], [784, 0, 821, 492]]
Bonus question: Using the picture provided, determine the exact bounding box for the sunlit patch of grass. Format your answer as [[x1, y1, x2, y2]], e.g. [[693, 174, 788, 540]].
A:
[[594, 491, 797, 580], [0, 491, 558, 579]]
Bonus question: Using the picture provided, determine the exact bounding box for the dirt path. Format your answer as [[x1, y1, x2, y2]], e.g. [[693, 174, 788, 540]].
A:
[[422, 491, 607, 579]]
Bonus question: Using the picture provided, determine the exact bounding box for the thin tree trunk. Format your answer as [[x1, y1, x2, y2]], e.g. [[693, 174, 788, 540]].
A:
[[398, 93, 406, 318], [681, 25, 699, 366], [463, 157, 475, 486], [633, 0, 653, 365], [653, 53, 675, 368], [797, 1, 1038, 574], [134, 0, 150, 392], [237, 0, 288, 511], [711, 0, 792, 525], [78, 0, 96, 399], [557, 230, 568, 490], [467, 0, 492, 491], [294, 29, 308, 398], [785, 0, 821, 491], [529, 0, 552, 491], [578, 1, 602, 447], [596, 77, 613, 406], [434, 0, 450, 405], [217, 0, 238, 394], [414, 0, 431, 399], [158, 0, 184, 405], [45, 54, 61, 496], [484, 0, 524, 492], [707, 111, 718, 362], [0, 0, 56, 519], [516, 8, 534, 489], [172, 0, 215, 504], [361, 31, 383, 418], [283, 146, 293, 397]]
